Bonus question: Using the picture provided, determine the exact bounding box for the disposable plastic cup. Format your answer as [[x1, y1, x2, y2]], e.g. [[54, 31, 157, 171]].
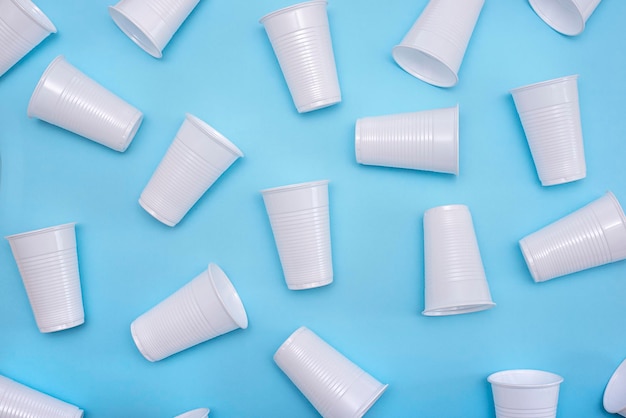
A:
[[5, 223, 84, 333], [488, 370, 563, 418], [519, 191, 626, 283], [274, 327, 388, 418], [260, 0, 341, 113], [261, 180, 333, 290], [109, 0, 200, 58], [27, 55, 143, 152], [392, 0, 484, 88], [131, 263, 248, 362], [422, 205, 495, 316], [174, 408, 210, 418], [528, 0, 601, 36], [0, 0, 56, 77], [139, 114, 243, 227], [604, 358, 626, 416], [511, 75, 585, 186], [355, 105, 458, 174], [0, 374, 83, 418]]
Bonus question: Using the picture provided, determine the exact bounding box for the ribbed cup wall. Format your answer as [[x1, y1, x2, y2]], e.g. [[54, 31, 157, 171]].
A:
[[0, 17, 37, 77], [16, 248, 83, 332], [518, 101, 585, 185], [269, 25, 340, 112], [415, 0, 482, 59], [520, 203, 613, 282], [275, 327, 385, 418], [140, 137, 223, 226], [0, 375, 82, 418], [495, 405, 556, 418], [146, 0, 199, 33], [356, 107, 457, 174], [268, 206, 333, 289], [131, 276, 221, 362]]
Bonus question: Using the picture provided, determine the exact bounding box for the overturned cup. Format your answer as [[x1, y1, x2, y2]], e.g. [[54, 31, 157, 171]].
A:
[[356, 105, 458, 174], [131, 263, 248, 362], [519, 191, 626, 282]]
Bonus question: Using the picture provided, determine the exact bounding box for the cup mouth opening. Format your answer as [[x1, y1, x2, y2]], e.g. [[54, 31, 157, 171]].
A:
[[185, 114, 244, 157], [510, 74, 579, 95], [208, 263, 248, 329], [528, 0, 585, 36], [392, 45, 458, 88], [604, 359, 626, 413], [10, 0, 56, 33], [27, 55, 66, 118], [488, 369, 564, 388], [259, 0, 328, 24], [5, 222, 76, 241], [422, 301, 495, 316], [108, 6, 163, 58], [261, 180, 329, 195], [174, 408, 210, 418]]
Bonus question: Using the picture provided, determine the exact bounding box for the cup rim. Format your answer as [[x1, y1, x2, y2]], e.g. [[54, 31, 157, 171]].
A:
[[528, 0, 585, 36], [510, 74, 578, 95], [10, 0, 56, 33], [424, 204, 468, 217], [207, 263, 248, 329], [185, 114, 244, 158], [392, 44, 459, 88], [5, 222, 75, 241], [259, 0, 327, 24], [27, 55, 66, 118], [604, 358, 626, 413], [488, 369, 564, 388], [261, 180, 329, 195]]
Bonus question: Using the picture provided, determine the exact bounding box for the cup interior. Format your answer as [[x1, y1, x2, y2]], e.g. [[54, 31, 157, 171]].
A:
[[109, 6, 162, 58], [208, 264, 248, 329], [529, 0, 585, 36], [604, 360, 626, 413], [392, 45, 458, 88]]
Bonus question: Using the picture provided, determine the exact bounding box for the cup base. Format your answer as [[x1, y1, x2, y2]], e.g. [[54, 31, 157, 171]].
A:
[[39, 317, 84, 333], [287, 277, 333, 290], [297, 96, 341, 113], [356, 383, 389, 417], [519, 238, 541, 282], [540, 171, 586, 186], [138, 198, 176, 227], [130, 321, 156, 362], [422, 301, 495, 316]]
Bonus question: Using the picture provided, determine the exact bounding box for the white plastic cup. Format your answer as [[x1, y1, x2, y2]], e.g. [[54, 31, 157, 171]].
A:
[[274, 327, 388, 418], [528, 0, 601, 36], [488, 370, 563, 418], [356, 105, 459, 174], [139, 114, 243, 227], [519, 191, 626, 283], [131, 263, 248, 362], [261, 180, 333, 290], [260, 0, 341, 113], [392, 0, 484, 88], [0, 374, 83, 418], [5, 223, 84, 333], [0, 0, 56, 77], [511, 75, 585, 186], [604, 358, 626, 416], [27, 55, 143, 152], [423, 205, 495, 316], [174, 408, 210, 418], [109, 0, 200, 58]]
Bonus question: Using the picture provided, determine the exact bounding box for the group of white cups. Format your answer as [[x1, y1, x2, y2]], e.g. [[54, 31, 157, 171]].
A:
[[2, 0, 625, 416]]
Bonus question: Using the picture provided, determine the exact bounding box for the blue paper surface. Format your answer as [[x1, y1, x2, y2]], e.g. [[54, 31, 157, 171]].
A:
[[0, 0, 625, 416]]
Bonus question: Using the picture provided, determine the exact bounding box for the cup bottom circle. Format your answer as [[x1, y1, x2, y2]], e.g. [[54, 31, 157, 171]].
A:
[[422, 301, 495, 316], [108, 6, 163, 58], [286, 277, 333, 290], [38, 317, 84, 333], [392, 45, 458, 88], [130, 321, 156, 362], [297, 96, 341, 113], [540, 171, 586, 186], [138, 198, 177, 227]]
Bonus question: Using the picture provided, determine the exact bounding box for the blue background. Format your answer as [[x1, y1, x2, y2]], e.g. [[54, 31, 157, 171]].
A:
[[1, 0, 626, 416]]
